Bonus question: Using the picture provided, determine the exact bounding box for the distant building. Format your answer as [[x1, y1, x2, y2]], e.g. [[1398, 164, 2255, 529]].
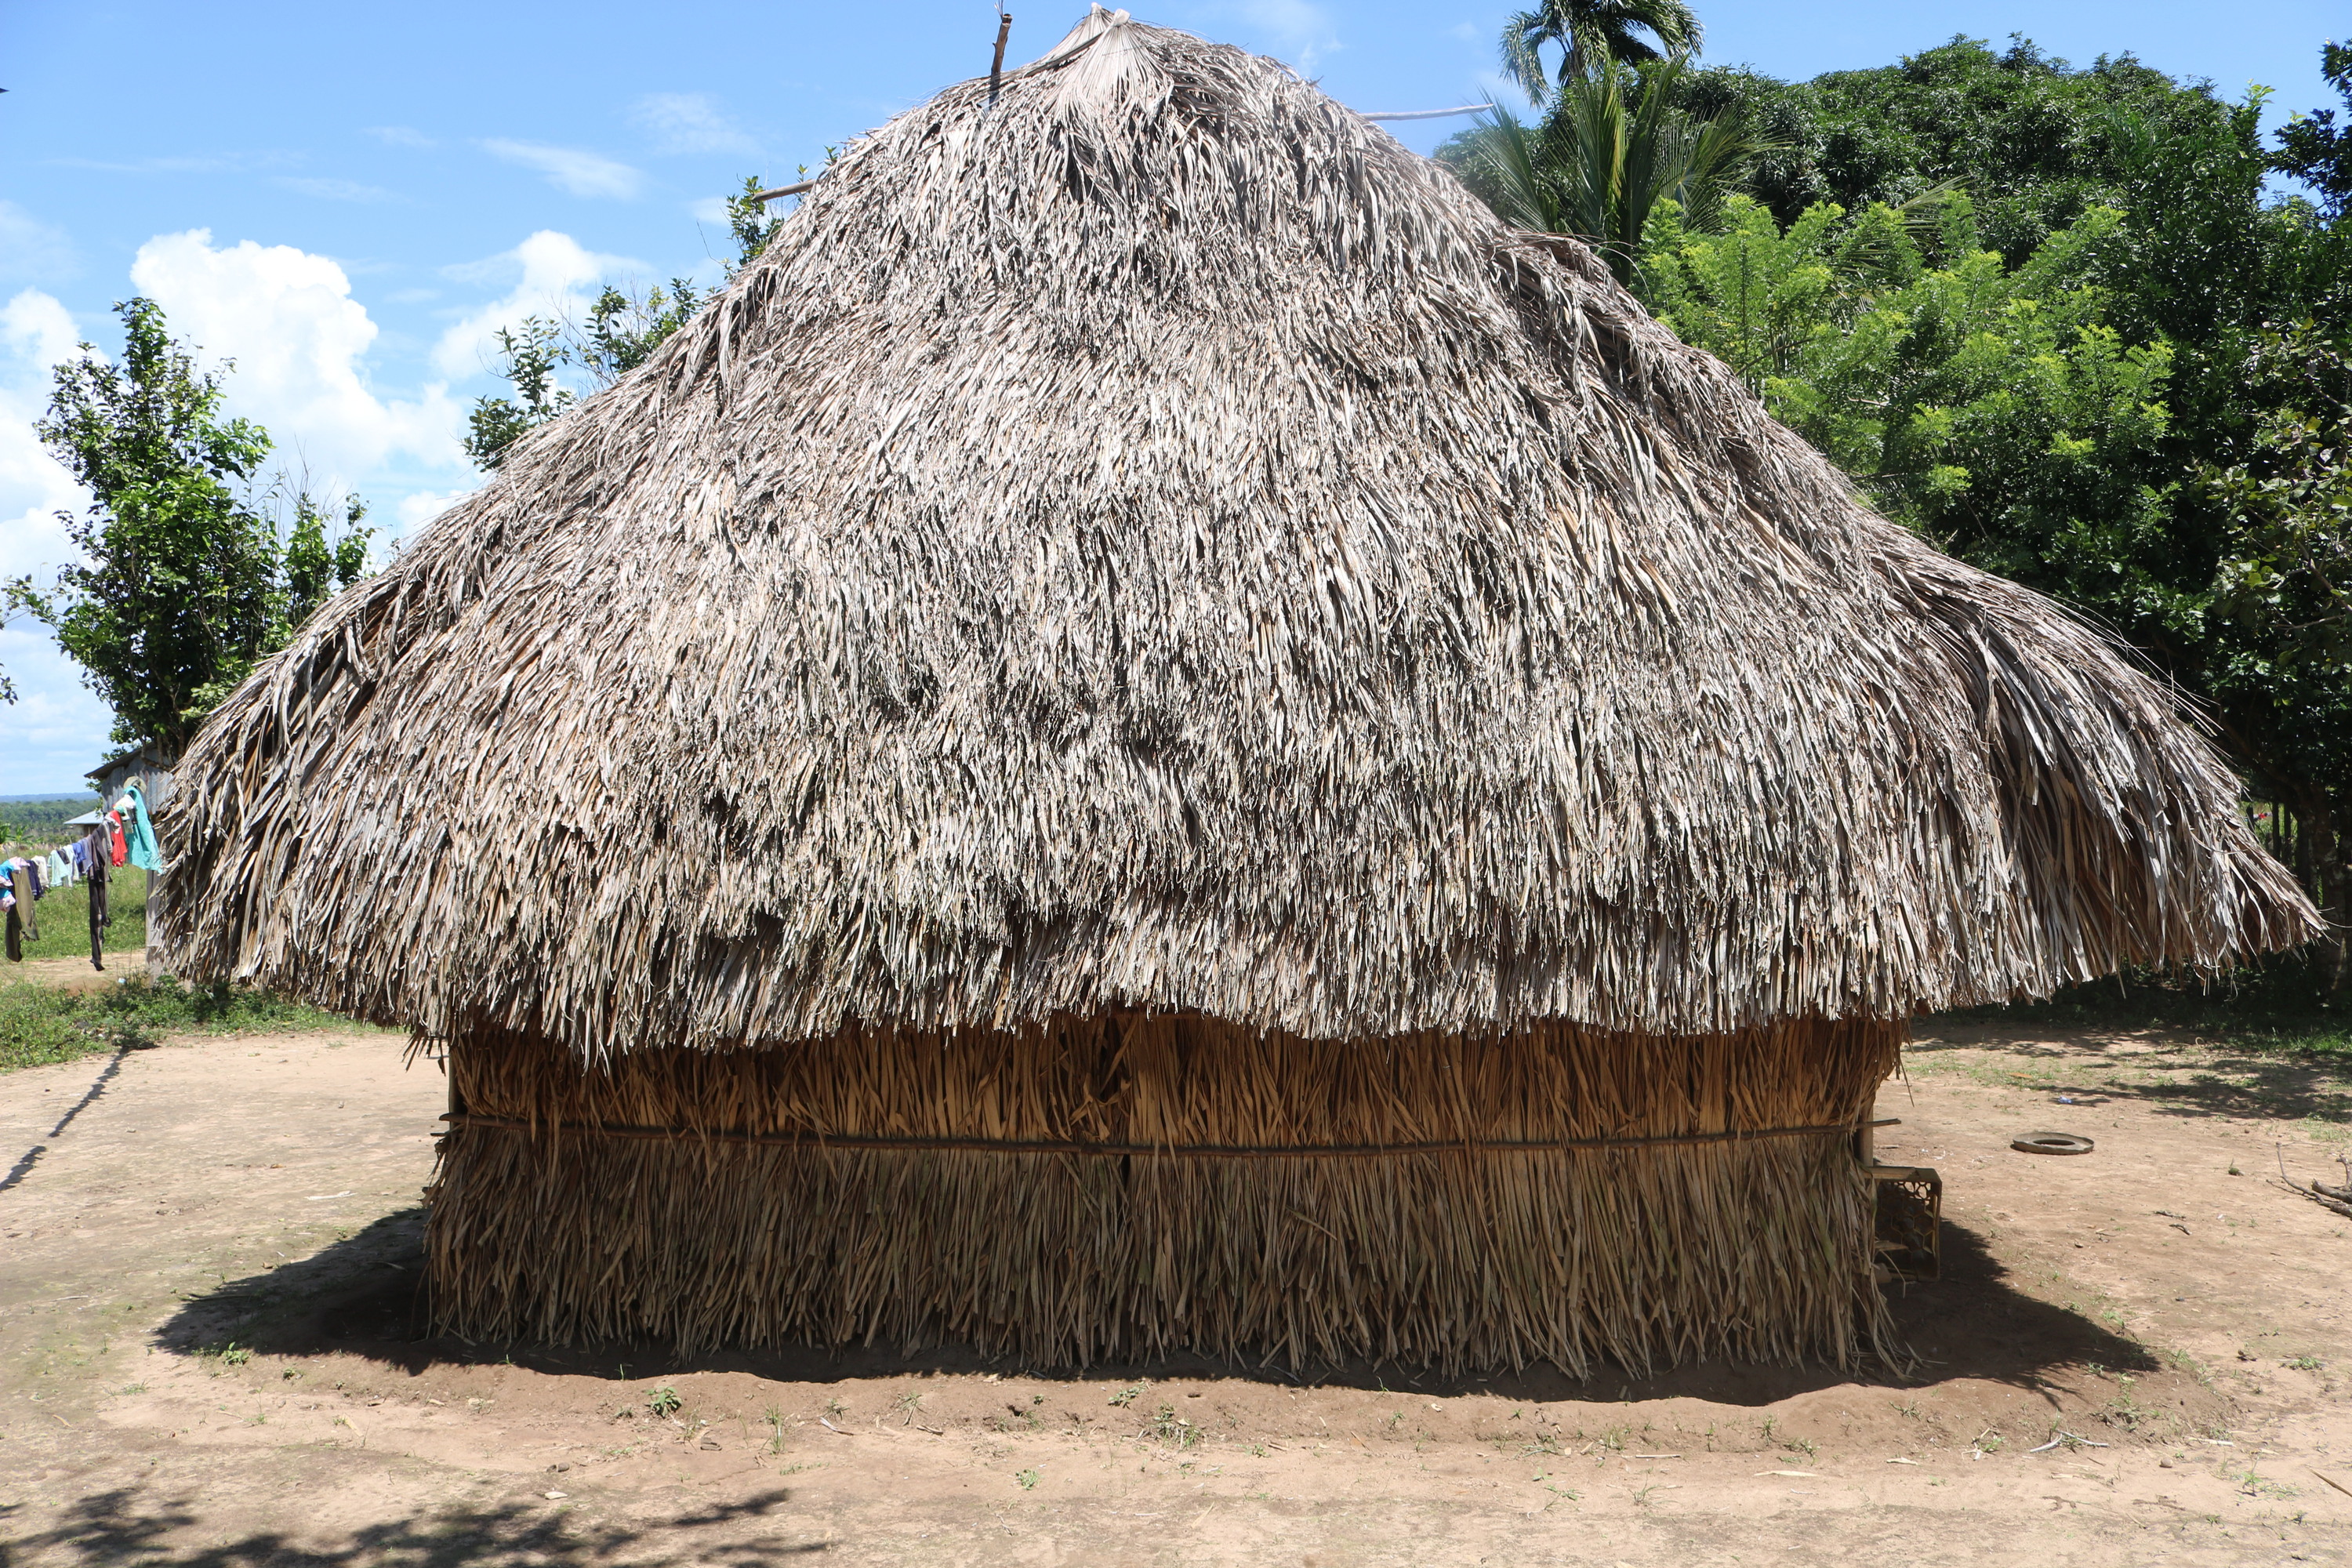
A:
[[87, 742, 175, 813]]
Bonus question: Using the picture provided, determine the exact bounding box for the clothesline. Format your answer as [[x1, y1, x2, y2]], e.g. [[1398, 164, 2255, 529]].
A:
[[3, 779, 161, 969]]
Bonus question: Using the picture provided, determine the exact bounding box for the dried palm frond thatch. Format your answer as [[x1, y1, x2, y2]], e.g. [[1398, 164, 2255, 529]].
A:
[[156, 10, 2313, 1047], [429, 1013, 1899, 1372], [151, 10, 2316, 1370]]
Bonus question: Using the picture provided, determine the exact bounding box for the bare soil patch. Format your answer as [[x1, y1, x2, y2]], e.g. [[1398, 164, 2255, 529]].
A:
[[2, 1019, 2347, 1564], [2, 950, 146, 996]]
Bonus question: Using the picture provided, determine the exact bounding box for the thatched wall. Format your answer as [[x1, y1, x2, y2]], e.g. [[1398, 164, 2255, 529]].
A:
[[427, 1014, 1899, 1373]]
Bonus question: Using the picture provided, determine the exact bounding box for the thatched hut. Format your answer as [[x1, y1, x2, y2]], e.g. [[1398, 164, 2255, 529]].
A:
[[158, 9, 2315, 1374]]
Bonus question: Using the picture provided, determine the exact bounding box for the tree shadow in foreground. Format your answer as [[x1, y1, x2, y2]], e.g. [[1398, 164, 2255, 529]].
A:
[[157, 1204, 2155, 1407], [0, 1487, 821, 1568], [1910, 1022, 2352, 1123]]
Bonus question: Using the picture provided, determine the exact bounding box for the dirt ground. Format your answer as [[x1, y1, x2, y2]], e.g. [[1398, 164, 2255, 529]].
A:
[[5, 950, 147, 996], [2, 1017, 2349, 1566]]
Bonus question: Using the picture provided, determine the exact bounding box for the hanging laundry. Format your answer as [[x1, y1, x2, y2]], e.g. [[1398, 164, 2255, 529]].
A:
[[83, 824, 110, 971], [7, 858, 35, 945], [106, 809, 127, 868], [45, 847, 74, 889], [122, 782, 162, 873]]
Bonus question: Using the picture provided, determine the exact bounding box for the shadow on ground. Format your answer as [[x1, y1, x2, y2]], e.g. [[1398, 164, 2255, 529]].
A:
[[157, 1209, 2156, 1408], [0, 1042, 140, 1196], [1911, 1022, 2352, 1124], [0, 1488, 820, 1567]]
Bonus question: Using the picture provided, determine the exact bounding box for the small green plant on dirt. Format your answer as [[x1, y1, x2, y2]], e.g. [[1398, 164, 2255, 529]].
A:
[[1523, 1431, 1563, 1457], [280, 1368, 303, 1381], [825, 1396, 848, 1417], [1149, 1404, 1197, 1449], [2229, 1467, 2299, 1500], [2163, 1347, 2215, 1385], [1109, 1383, 1145, 1407], [200, 1342, 251, 1371], [2287, 1355, 2325, 1371], [1893, 1401, 1921, 1419], [1384, 1410, 1406, 1429], [763, 1406, 787, 1454], [1759, 1416, 1777, 1444], [2102, 1374, 2148, 1432], [1015, 1468, 1040, 1490], [647, 1386, 682, 1419], [1785, 1436, 1819, 1458]]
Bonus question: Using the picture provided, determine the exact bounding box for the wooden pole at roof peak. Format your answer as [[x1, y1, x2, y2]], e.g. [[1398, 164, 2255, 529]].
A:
[[756, 9, 1011, 207], [989, 9, 1013, 107]]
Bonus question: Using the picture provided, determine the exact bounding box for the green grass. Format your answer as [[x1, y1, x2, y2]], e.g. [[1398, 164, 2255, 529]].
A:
[[1933, 961, 2352, 1060], [2, 863, 149, 959], [0, 975, 371, 1073]]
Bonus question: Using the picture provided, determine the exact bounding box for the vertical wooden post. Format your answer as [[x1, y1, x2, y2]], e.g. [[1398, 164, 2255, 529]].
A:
[[989, 11, 1012, 106]]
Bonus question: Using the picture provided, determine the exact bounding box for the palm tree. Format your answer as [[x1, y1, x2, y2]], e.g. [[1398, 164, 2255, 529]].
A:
[[1501, 0, 1701, 107], [1458, 58, 1764, 285]]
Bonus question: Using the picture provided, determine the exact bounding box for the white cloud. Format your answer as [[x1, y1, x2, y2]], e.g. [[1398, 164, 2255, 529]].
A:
[[630, 93, 761, 157], [0, 626, 114, 793], [1206, 0, 1340, 71], [129, 230, 467, 492], [366, 125, 436, 149], [0, 289, 110, 789], [688, 194, 732, 224], [0, 201, 76, 285], [431, 230, 640, 380], [0, 251, 488, 789], [394, 486, 478, 534], [0, 289, 88, 578], [481, 139, 644, 199]]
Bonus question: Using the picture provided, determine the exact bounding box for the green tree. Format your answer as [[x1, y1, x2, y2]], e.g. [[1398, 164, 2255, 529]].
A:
[[22, 299, 370, 755], [2273, 42, 2352, 220], [462, 170, 807, 471], [1643, 192, 2172, 573], [724, 172, 790, 275], [1613, 37, 2352, 989], [580, 280, 704, 383], [2201, 323, 2352, 978], [459, 281, 706, 470], [1500, 0, 1700, 107], [461, 318, 572, 471], [1675, 37, 2268, 267], [1445, 59, 1766, 282]]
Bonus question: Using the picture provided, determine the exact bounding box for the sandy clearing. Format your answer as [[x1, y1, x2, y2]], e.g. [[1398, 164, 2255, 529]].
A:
[[1, 1019, 2347, 1565]]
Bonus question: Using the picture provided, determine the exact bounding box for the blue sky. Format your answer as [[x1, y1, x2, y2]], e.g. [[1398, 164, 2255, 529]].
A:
[[0, 0, 2340, 793]]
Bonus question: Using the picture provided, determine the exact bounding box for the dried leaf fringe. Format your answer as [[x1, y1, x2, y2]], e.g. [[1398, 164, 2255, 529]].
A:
[[155, 13, 2314, 1051]]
